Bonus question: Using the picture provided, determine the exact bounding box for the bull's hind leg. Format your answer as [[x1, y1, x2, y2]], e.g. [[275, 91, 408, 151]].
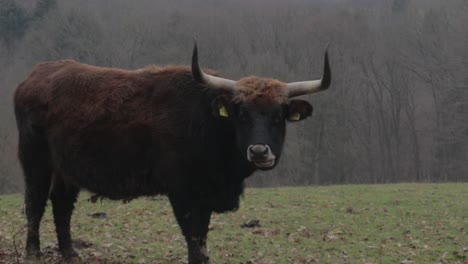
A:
[[17, 132, 51, 258], [50, 177, 79, 259]]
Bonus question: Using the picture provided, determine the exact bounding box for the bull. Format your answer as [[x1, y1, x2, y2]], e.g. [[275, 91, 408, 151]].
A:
[[14, 41, 331, 263]]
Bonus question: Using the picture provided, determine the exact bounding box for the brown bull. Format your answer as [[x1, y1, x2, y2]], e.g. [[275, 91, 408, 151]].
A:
[[14, 41, 331, 263]]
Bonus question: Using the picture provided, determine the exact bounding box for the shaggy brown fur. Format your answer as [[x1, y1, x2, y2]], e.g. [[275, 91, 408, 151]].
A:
[[14, 58, 317, 264], [14, 60, 252, 264], [235, 76, 288, 104]]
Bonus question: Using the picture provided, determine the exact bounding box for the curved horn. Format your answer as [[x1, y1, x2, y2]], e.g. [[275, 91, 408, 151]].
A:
[[191, 39, 237, 92], [287, 49, 331, 98]]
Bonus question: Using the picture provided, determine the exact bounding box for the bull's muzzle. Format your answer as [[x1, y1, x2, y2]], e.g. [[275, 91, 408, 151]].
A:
[[247, 144, 276, 168]]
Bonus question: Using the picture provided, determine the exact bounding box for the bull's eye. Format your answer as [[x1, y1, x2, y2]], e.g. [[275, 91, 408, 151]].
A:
[[238, 109, 249, 122]]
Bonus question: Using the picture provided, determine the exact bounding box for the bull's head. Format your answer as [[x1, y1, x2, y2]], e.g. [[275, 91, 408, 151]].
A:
[[192, 41, 331, 170]]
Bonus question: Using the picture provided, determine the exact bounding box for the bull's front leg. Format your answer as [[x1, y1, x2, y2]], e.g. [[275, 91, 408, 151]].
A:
[[170, 195, 211, 264], [187, 232, 210, 264]]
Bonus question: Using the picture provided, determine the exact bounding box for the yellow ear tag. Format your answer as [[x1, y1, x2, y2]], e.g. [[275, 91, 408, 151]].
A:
[[290, 112, 301, 121], [219, 105, 229, 117]]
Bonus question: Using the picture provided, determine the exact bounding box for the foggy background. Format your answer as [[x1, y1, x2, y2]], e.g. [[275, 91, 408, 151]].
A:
[[1, 0, 467, 194]]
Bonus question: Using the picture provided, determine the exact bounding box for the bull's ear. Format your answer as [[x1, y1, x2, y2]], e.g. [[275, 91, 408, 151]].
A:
[[287, 100, 313, 121], [211, 97, 231, 118]]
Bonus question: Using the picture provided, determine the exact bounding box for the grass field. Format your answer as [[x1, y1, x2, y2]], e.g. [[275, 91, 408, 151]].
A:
[[0, 183, 466, 263]]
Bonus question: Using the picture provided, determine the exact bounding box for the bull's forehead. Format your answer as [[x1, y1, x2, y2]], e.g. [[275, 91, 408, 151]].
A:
[[234, 76, 288, 104]]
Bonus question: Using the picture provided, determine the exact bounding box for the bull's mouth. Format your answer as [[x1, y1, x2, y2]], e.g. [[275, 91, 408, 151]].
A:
[[254, 159, 275, 168]]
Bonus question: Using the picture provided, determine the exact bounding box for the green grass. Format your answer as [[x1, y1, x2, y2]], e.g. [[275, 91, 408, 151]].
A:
[[0, 184, 467, 263]]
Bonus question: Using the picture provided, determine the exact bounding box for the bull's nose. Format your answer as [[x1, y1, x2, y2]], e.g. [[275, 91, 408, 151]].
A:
[[248, 144, 270, 160], [247, 144, 276, 169]]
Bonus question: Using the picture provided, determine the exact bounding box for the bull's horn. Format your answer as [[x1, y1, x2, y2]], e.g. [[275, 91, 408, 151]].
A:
[[191, 39, 237, 92], [287, 49, 331, 98]]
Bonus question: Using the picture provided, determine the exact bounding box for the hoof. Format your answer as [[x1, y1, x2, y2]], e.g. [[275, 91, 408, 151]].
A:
[[188, 256, 210, 264], [24, 250, 43, 263], [61, 249, 80, 260]]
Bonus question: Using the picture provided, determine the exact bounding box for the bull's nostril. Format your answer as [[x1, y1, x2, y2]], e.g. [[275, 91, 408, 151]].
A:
[[263, 145, 269, 155], [249, 146, 255, 154]]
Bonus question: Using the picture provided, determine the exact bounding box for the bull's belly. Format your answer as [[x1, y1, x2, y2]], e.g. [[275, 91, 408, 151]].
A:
[[51, 145, 166, 200], [74, 168, 165, 200]]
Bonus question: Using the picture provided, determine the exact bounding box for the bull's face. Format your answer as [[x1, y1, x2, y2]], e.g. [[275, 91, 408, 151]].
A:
[[234, 101, 286, 169], [211, 92, 313, 170], [192, 41, 330, 170]]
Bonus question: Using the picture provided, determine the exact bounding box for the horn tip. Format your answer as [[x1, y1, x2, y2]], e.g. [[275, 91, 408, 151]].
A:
[[191, 38, 202, 82], [193, 36, 198, 48], [321, 48, 331, 90]]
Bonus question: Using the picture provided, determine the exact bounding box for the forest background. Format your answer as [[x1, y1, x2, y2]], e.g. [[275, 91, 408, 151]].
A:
[[1, 0, 467, 194]]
